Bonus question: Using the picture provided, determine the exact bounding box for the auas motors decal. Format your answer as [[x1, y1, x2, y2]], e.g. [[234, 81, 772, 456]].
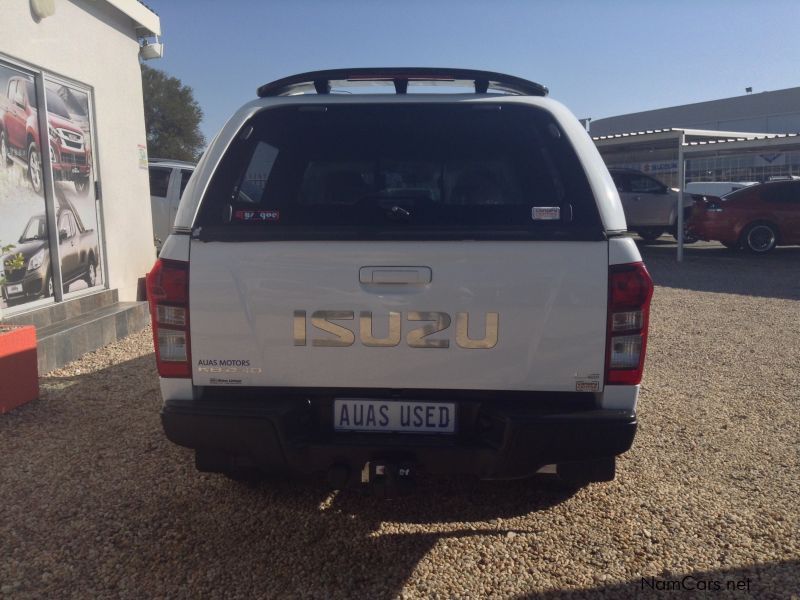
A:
[[197, 359, 262, 374]]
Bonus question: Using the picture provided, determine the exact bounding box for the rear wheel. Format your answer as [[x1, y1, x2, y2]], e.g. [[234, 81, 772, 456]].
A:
[[741, 222, 778, 254], [636, 228, 664, 243], [672, 224, 698, 244]]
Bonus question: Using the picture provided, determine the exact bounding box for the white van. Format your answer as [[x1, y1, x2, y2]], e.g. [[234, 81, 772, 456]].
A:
[[148, 159, 195, 253]]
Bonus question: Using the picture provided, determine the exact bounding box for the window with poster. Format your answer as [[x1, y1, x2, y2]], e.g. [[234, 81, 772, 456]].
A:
[[0, 56, 105, 314]]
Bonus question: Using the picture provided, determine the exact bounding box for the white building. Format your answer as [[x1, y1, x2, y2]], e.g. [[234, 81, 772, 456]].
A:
[[590, 88, 800, 186], [590, 87, 800, 137], [1, 0, 160, 371]]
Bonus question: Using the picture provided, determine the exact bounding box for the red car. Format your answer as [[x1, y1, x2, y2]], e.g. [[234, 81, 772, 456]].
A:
[[688, 180, 800, 253], [0, 76, 91, 195]]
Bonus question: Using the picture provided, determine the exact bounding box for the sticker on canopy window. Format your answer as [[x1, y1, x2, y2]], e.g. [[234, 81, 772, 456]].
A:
[[532, 206, 560, 221], [234, 210, 280, 222]]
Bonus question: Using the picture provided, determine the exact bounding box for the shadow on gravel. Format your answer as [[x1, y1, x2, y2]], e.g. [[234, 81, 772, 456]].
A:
[[1, 354, 580, 599], [637, 243, 800, 300], [182, 478, 578, 598], [523, 559, 800, 599]]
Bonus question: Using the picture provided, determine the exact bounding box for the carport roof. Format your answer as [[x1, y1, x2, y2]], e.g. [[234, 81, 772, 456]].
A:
[[682, 132, 800, 156], [591, 127, 778, 151]]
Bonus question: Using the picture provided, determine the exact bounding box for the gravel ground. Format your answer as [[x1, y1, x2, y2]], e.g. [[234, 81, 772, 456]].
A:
[[1, 241, 798, 599]]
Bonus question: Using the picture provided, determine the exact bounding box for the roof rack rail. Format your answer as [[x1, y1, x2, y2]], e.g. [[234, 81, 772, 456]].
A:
[[257, 68, 548, 98]]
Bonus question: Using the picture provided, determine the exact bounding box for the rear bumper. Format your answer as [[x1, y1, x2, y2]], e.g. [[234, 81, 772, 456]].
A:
[[161, 394, 637, 481]]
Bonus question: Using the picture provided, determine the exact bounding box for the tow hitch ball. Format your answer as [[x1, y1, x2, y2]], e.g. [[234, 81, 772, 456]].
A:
[[361, 461, 416, 496]]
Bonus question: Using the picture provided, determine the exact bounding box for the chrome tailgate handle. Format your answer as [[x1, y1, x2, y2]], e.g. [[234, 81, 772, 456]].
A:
[[359, 266, 432, 285]]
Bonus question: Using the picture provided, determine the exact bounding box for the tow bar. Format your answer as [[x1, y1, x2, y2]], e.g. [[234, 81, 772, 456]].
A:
[[361, 460, 416, 497]]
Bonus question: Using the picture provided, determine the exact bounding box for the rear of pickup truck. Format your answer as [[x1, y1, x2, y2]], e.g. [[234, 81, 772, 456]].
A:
[[147, 82, 652, 488]]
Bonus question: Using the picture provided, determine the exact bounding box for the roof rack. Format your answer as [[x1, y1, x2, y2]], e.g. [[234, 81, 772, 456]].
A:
[[257, 68, 548, 98]]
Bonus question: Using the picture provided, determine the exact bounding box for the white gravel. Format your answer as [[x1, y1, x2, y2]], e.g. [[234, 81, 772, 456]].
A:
[[0, 241, 798, 599]]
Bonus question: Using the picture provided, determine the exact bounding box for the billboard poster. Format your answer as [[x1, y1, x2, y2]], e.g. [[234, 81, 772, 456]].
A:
[[45, 78, 103, 296], [0, 62, 50, 310]]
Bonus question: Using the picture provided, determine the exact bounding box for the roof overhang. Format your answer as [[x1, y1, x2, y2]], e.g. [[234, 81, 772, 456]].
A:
[[103, 0, 160, 37]]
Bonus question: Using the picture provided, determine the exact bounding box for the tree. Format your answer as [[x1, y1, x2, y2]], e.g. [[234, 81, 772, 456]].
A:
[[141, 65, 205, 162], [1, 243, 24, 285]]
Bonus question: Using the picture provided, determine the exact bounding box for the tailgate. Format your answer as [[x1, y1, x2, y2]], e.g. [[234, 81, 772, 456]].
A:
[[189, 240, 608, 392]]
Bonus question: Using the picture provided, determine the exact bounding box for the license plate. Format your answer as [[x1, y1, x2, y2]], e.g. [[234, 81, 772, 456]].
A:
[[6, 284, 22, 294], [333, 399, 456, 434]]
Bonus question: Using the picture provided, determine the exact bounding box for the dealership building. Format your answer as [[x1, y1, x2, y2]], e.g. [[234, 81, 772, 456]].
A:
[[1, 0, 160, 371], [589, 87, 800, 188]]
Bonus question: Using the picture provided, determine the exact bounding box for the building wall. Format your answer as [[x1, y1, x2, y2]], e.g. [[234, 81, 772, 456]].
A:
[[2, 0, 155, 302], [591, 87, 800, 137]]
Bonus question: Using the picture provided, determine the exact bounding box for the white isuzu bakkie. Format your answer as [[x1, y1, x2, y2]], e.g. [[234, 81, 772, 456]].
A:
[[147, 68, 654, 490]]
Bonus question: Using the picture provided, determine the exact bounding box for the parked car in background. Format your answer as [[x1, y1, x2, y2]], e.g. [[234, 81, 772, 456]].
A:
[[688, 180, 800, 253], [0, 200, 99, 305], [148, 158, 195, 253], [685, 181, 756, 197], [607, 168, 695, 242], [0, 76, 92, 195]]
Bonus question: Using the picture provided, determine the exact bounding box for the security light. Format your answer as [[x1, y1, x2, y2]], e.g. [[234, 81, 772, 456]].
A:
[[139, 36, 164, 60]]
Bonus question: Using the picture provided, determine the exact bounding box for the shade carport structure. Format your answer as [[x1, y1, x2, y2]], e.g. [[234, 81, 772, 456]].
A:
[[592, 129, 800, 260]]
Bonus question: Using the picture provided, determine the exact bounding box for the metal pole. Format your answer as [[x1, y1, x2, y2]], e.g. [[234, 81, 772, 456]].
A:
[[34, 74, 65, 301], [677, 133, 685, 262]]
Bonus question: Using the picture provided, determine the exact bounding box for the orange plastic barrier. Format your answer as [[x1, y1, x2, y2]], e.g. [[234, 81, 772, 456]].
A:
[[0, 326, 39, 414]]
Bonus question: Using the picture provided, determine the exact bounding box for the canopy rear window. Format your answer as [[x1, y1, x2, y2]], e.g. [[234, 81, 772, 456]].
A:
[[197, 104, 603, 240]]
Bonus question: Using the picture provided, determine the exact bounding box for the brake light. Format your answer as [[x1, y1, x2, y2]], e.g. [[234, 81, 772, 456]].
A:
[[146, 259, 191, 378], [606, 262, 653, 385]]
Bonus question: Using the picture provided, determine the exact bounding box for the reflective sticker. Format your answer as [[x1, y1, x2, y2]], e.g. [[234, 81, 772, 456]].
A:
[[234, 210, 280, 222], [532, 206, 560, 220]]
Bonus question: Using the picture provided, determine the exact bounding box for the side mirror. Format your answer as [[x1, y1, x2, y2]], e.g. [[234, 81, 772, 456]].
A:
[[59, 229, 68, 242]]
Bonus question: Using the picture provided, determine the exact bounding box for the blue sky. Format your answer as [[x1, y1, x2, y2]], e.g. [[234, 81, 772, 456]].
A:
[[146, 0, 800, 142]]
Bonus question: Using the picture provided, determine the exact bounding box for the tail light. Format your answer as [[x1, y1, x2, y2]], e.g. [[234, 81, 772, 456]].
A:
[[146, 259, 191, 378], [606, 262, 653, 385]]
